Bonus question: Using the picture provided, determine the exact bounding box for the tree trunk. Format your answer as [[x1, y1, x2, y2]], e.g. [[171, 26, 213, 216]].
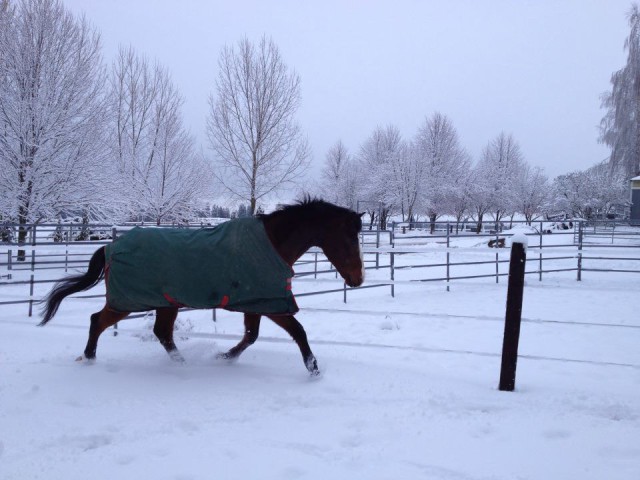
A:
[[429, 213, 437, 234], [476, 213, 484, 234], [368, 211, 376, 231]]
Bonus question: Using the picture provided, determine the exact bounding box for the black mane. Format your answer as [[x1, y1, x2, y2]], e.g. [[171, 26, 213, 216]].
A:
[[258, 197, 358, 220]]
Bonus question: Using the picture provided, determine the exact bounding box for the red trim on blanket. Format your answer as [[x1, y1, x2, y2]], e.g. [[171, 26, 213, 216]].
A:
[[219, 295, 230, 308], [163, 293, 186, 308]]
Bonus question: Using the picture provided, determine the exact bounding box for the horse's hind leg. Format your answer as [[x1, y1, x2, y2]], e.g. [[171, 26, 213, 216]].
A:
[[153, 307, 184, 362], [267, 315, 319, 376], [217, 313, 261, 361], [82, 307, 129, 361]]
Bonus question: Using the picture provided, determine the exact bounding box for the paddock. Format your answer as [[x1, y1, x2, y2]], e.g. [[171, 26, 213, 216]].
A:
[[1, 256, 639, 479]]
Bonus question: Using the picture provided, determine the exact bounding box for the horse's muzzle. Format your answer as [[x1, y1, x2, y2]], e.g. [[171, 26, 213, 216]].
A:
[[345, 272, 364, 288]]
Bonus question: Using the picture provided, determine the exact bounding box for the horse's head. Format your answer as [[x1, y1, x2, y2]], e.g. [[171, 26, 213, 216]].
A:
[[260, 198, 366, 287], [319, 210, 365, 288]]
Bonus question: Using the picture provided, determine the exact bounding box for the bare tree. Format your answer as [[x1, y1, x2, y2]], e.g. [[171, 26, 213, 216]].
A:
[[0, 0, 107, 256], [207, 36, 310, 214], [600, 4, 640, 178], [110, 46, 210, 224]]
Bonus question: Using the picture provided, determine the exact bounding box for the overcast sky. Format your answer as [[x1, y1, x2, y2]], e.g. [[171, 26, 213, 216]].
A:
[[64, 0, 632, 182]]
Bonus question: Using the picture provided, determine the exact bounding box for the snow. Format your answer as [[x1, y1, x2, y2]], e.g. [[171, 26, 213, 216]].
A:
[[1, 244, 639, 479]]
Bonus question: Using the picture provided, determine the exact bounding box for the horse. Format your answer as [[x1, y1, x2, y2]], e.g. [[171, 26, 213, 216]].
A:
[[40, 198, 365, 376]]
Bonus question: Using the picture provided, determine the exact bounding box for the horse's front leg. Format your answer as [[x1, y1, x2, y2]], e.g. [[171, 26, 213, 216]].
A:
[[153, 307, 184, 362], [267, 315, 319, 376], [217, 313, 261, 361]]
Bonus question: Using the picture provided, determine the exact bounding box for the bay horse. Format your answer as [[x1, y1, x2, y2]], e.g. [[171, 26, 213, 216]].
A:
[[40, 198, 365, 376]]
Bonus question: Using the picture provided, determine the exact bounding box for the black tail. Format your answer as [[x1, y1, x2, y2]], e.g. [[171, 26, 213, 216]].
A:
[[39, 246, 106, 326]]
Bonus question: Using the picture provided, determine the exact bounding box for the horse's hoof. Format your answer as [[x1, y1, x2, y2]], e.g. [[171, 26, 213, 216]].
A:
[[305, 355, 320, 376], [168, 350, 185, 363], [76, 355, 95, 364], [216, 352, 238, 362]]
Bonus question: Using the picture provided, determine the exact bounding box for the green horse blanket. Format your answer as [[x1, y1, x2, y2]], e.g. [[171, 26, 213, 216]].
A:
[[104, 218, 298, 315]]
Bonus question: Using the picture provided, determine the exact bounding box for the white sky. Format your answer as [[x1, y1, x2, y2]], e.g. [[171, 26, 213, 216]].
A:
[[64, 0, 631, 181]]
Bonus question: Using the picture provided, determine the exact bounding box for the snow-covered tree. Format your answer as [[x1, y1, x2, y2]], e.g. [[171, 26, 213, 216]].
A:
[[0, 0, 107, 252], [515, 165, 550, 224], [467, 165, 493, 233], [318, 140, 360, 209], [414, 112, 471, 232], [600, 4, 640, 178], [553, 161, 628, 219], [387, 142, 424, 223], [207, 36, 310, 215], [358, 125, 404, 229], [109, 46, 210, 224], [474, 132, 524, 226], [441, 167, 474, 233]]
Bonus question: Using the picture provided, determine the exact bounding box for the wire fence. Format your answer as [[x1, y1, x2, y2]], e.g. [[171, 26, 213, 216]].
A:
[[1, 220, 639, 317]]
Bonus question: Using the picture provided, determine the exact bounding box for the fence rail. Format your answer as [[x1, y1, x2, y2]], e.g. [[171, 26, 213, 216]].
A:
[[1, 220, 639, 316]]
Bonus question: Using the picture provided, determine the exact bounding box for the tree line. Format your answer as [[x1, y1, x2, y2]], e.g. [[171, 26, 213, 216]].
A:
[[317, 117, 628, 231], [1, 0, 637, 241]]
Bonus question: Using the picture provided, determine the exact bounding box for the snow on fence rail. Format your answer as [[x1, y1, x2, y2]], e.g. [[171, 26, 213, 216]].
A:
[[1, 221, 640, 317]]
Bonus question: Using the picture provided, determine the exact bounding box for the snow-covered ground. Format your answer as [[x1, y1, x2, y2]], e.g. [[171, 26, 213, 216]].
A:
[[1, 238, 639, 479]]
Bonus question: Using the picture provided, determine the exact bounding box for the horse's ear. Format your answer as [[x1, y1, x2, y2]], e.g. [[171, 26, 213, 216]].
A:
[[358, 212, 365, 218]]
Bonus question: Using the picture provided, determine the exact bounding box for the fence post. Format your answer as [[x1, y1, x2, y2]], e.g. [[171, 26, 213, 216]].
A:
[[343, 281, 347, 303], [7, 249, 11, 271], [539, 221, 543, 281], [495, 230, 499, 284], [577, 221, 583, 281], [499, 240, 527, 392], [446, 222, 450, 292], [391, 222, 395, 248], [611, 223, 615, 244], [112, 227, 119, 336], [376, 227, 380, 268], [390, 251, 395, 297], [314, 252, 318, 279], [28, 274, 35, 317]]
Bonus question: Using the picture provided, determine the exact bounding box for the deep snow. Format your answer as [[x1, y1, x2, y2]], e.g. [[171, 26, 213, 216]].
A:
[[1, 239, 639, 480]]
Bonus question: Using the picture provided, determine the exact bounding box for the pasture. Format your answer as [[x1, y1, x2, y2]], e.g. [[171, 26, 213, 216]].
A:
[[1, 227, 639, 480]]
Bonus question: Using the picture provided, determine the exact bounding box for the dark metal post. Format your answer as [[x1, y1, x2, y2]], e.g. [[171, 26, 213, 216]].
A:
[[539, 221, 543, 281], [391, 221, 395, 248], [7, 249, 12, 271], [375, 227, 380, 269], [499, 240, 527, 392], [390, 251, 395, 297], [112, 228, 119, 335], [577, 221, 583, 281], [495, 230, 499, 283], [446, 223, 450, 292], [343, 281, 347, 303], [28, 274, 34, 317]]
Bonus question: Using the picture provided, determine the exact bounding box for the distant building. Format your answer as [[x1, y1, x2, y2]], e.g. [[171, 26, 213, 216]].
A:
[[631, 176, 640, 225]]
